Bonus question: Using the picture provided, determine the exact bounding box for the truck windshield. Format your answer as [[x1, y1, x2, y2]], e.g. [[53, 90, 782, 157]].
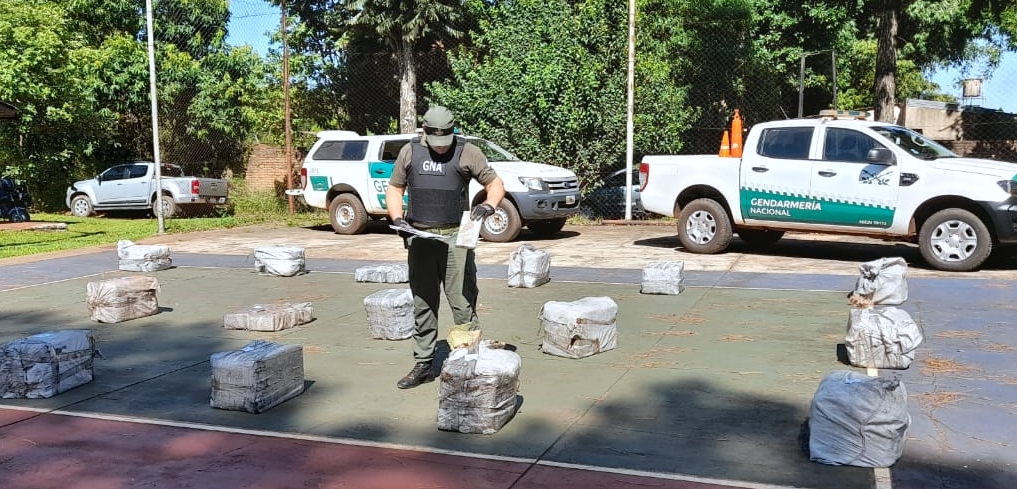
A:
[[467, 138, 520, 162], [871, 126, 957, 160]]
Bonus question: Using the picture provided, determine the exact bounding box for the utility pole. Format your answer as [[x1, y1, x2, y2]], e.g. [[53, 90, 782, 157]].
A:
[[283, 0, 294, 214]]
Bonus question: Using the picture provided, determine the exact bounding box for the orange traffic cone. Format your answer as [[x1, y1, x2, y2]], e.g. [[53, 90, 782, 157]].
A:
[[730, 109, 743, 158], [719, 130, 731, 157]]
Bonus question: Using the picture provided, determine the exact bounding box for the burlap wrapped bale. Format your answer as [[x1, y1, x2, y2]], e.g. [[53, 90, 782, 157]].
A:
[[254, 246, 306, 277], [846, 306, 923, 369], [117, 239, 172, 272], [808, 371, 910, 467], [507, 244, 550, 288], [849, 257, 908, 306], [538, 296, 618, 358], [210, 340, 304, 414], [86, 275, 160, 323], [0, 330, 98, 399], [223, 302, 314, 332], [437, 340, 520, 434], [355, 263, 409, 283], [640, 261, 685, 295], [364, 289, 414, 340]]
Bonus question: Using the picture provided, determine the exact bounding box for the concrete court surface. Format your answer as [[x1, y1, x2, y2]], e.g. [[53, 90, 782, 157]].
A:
[[0, 222, 1015, 489]]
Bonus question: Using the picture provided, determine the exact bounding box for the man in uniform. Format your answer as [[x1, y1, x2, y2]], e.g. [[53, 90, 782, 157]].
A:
[[385, 106, 506, 389]]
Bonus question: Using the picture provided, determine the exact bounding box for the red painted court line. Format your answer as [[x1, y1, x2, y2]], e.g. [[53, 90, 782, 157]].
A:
[[0, 408, 757, 489]]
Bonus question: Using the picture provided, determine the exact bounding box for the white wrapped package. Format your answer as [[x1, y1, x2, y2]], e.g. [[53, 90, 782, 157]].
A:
[[809, 371, 910, 467], [640, 261, 685, 295], [849, 257, 908, 306], [0, 330, 97, 399], [254, 246, 306, 277], [438, 340, 521, 434], [355, 263, 409, 283], [507, 244, 550, 288], [364, 289, 415, 340], [210, 340, 304, 414], [538, 296, 618, 358], [117, 239, 172, 272], [846, 306, 923, 369], [86, 275, 160, 323], [224, 302, 314, 332]]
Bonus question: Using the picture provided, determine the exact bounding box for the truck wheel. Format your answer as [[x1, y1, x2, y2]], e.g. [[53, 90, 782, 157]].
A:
[[69, 195, 94, 217], [528, 218, 567, 237], [480, 200, 522, 242], [329, 193, 369, 235], [919, 208, 991, 272], [156, 195, 177, 218], [677, 198, 732, 254], [736, 228, 785, 247]]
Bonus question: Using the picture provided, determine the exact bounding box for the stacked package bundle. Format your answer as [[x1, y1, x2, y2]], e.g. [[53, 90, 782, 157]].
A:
[[846, 306, 924, 369], [210, 340, 304, 414], [507, 244, 551, 288], [640, 261, 685, 295], [808, 370, 910, 467], [253, 246, 306, 277], [224, 302, 314, 332], [538, 296, 618, 358], [363, 289, 415, 340], [117, 239, 172, 272], [86, 275, 160, 323], [438, 339, 521, 434], [0, 330, 97, 399], [848, 257, 908, 307], [355, 263, 409, 283]]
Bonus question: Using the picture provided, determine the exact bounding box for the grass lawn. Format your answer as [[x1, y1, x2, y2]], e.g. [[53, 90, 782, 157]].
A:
[[0, 211, 329, 260]]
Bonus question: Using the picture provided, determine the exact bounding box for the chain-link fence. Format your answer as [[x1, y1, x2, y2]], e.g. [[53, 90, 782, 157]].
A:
[[8, 2, 1017, 218]]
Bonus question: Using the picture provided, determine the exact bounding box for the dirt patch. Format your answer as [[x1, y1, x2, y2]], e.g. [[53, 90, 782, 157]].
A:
[[915, 391, 965, 409], [719, 334, 753, 341], [649, 313, 704, 325], [920, 356, 980, 376], [934, 330, 983, 340], [0, 221, 69, 231]]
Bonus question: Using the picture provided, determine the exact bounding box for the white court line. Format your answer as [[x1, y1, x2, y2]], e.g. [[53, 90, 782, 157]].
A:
[[0, 405, 814, 489]]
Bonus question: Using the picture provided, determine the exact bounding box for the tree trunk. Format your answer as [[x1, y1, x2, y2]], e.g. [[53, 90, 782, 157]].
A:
[[397, 43, 417, 134], [874, 1, 899, 123]]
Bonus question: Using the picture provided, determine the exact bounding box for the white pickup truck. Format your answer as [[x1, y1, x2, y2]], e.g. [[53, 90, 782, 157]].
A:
[[289, 131, 581, 242], [66, 161, 229, 217], [638, 110, 1017, 272]]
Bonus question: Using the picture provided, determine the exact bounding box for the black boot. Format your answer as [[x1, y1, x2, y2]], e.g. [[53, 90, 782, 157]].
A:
[[397, 362, 435, 389]]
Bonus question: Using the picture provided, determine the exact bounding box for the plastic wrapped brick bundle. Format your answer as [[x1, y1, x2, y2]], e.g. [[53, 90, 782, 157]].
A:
[[438, 340, 520, 434], [355, 263, 409, 283], [86, 275, 160, 323], [507, 244, 550, 288], [640, 261, 685, 295], [210, 340, 304, 414], [0, 330, 98, 399], [363, 289, 415, 340], [846, 306, 923, 369], [117, 239, 172, 272], [848, 257, 908, 306], [808, 370, 910, 467], [224, 302, 314, 332], [538, 296, 618, 358], [254, 246, 306, 277]]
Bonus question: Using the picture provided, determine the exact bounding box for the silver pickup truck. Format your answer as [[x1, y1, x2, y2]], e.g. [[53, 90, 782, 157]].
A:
[[66, 161, 229, 217]]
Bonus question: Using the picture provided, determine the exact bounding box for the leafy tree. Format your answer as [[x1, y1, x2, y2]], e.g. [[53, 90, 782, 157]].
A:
[[281, 0, 467, 135], [429, 0, 629, 187]]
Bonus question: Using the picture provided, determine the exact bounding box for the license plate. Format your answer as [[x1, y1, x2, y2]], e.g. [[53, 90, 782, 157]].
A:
[[565, 195, 576, 205]]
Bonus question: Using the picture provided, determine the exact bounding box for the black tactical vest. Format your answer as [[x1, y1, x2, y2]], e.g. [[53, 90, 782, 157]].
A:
[[405, 137, 468, 227]]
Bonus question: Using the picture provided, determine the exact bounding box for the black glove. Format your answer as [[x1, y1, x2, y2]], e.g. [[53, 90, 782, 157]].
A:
[[471, 203, 496, 221]]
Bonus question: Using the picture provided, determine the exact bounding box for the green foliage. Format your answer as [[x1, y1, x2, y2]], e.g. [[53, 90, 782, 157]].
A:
[[0, 0, 271, 210], [429, 0, 629, 188]]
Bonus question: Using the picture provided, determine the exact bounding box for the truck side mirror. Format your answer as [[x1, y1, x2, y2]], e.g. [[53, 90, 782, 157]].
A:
[[867, 148, 896, 165]]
